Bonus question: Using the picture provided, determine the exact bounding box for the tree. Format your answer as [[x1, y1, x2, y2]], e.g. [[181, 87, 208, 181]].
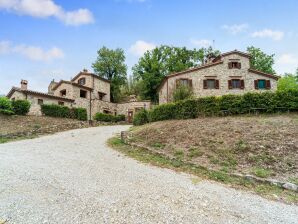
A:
[[92, 47, 127, 102], [247, 46, 275, 74], [133, 46, 220, 102], [277, 74, 298, 91]]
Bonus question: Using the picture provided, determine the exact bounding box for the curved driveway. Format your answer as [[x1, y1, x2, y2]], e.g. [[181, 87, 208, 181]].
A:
[[0, 126, 297, 223]]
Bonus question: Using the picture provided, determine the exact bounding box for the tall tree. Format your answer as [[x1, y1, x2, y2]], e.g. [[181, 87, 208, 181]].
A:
[[133, 46, 220, 102], [92, 46, 127, 102], [247, 46, 275, 74]]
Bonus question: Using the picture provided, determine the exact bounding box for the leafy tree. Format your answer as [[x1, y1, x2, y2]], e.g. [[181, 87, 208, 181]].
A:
[[92, 47, 127, 102], [247, 46, 275, 74], [133, 46, 220, 102], [173, 85, 194, 102], [277, 74, 298, 91]]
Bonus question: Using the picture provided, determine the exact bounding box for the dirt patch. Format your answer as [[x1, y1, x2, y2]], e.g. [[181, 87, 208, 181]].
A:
[[130, 114, 298, 182]]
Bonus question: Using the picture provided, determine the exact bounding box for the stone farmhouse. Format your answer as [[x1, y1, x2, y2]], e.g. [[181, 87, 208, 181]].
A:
[[7, 69, 151, 122], [158, 50, 280, 104]]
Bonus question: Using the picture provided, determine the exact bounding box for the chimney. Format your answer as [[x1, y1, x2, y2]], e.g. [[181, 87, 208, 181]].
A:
[[21, 80, 28, 90], [83, 68, 88, 73]]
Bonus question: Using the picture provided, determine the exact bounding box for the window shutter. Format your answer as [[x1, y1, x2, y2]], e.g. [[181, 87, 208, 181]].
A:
[[176, 79, 180, 88], [189, 79, 193, 88], [215, 80, 219, 89], [240, 80, 245, 89], [266, 80, 271, 89], [254, 80, 259, 89], [228, 80, 232, 89], [228, 62, 232, 69], [203, 80, 207, 89], [237, 63, 241, 69]]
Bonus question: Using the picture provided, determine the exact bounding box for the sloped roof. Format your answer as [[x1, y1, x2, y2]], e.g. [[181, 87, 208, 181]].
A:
[[71, 71, 110, 83], [51, 80, 93, 91]]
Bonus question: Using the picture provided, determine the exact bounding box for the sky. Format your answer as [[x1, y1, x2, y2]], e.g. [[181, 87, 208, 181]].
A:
[[1, 0, 298, 94]]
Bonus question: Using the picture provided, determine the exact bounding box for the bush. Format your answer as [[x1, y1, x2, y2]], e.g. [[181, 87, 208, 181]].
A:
[[12, 100, 31, 115], [133, 109, 149, 126], [0, 97, 14, 115], [41, 104, 87, 120], [94, 113, 126, 122], [173, 85, 193, 102]]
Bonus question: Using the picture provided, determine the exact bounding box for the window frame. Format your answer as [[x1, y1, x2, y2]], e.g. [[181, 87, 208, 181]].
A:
[[203, 79, 219, 89], [80, 89, 87, 98], [229, 79, 245, 89], [60, 89, 66, 97], [78, 78, 86, 86], [38, 99, 43, 105], [228, 61, 241, 69]]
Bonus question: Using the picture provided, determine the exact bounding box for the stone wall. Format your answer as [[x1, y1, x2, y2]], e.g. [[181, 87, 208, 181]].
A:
[[159, 53, 278, 104]]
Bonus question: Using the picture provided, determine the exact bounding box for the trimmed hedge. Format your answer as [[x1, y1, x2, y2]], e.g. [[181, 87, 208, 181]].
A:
[[133, 109, 149, 126], [12, 100, 31, 115], [41, 104, 87, 121], [133, 90, 298, 125], [93, 113, 125, 122], [0, 97, 14, 115]]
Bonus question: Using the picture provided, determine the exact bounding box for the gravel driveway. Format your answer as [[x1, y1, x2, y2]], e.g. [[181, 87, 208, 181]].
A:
[[0, 125, 297, 224]]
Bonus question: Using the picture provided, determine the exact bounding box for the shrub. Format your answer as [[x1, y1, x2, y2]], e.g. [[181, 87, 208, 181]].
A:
[[173, 85, 194, 102], [72, 108, 88, 121], [0, 97, 14, 115], [133, 109, 149, 126], [12, 100, 31, 115], [94, 113, 126, 122], [41, 104, 87, 120]]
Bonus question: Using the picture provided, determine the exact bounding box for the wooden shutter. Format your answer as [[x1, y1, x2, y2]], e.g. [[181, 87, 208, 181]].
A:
[[266, 80, 271, 89], [189, 79, 193, 89], [237, 63, 241, 69], [215, 80, 219, 89], [203, 80, 208, 89], [176, 79, 180, 88], [228, 62, 232, 69], [254, 80, 259, 89], [228, 80, 232, 89], [240, 80, 245, 89]]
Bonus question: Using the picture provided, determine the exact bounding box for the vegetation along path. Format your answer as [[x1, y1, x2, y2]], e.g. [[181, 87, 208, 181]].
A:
[[0, 125, 297, 223]]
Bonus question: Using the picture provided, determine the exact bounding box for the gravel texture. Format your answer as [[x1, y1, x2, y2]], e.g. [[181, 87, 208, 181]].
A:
[[0, 125, 297, 224]]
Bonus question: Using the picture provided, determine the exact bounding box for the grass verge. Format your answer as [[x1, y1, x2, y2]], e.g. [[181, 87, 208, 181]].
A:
[[108, 136, 298, 204]]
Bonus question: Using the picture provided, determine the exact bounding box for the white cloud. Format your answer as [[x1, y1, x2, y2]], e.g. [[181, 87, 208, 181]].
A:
[[0, 40, 64, 61], [251, 29, 284, 41], [221, 24, 248, 34], [275, 53, 298, 74], [0, 0, 94, 26], [277, 54, 298, 65], [190, 39, 212, 47], [129, 40, 156, 56]]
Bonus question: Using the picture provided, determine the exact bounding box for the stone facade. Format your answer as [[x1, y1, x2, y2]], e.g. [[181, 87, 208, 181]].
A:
[[158, 50, 280, 104], [7, 70, 151, 122]]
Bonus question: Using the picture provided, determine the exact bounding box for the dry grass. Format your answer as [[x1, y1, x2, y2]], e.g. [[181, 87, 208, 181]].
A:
[[131, 114, 298, 182]]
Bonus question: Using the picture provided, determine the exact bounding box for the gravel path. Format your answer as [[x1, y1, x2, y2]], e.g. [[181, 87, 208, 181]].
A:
[[0, 125, 297, 224]]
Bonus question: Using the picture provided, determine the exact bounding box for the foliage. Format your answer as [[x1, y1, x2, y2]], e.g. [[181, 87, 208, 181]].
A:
[[253, 168, 272, 178], [133, 109, 149, 126], [119, 75, 144, 102], [173, 85, 194, 102], [41, 104, 87, 120], [93, 113, 125, 122], [0, 97, 14, 115], [142, 90, 298, 123], [277, 74, 298, 91], [92, 46, 127, 102], [133, 45, 220, 102], [247, 46, 275, 74], [11, 100, 31, 115]]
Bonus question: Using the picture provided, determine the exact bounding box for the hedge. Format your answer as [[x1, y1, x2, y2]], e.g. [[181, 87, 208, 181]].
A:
[[12, 100, 31, 115], [93, 113, 125, 122], [133, 109, 149, 126], [133, 89, 298, 125], [41, 104, 87, 121], [0, 97, 14, 115]]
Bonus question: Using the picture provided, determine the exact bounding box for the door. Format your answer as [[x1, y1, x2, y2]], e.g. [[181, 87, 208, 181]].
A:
[[128, 110, 134, 123]]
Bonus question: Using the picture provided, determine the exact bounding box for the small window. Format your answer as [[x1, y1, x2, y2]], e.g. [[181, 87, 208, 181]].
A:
[[229, 79, 244, 89], [255, 79, 271, 90], [60, 89, 66, 97], [103, 110, 111, 114], [78, 78, 86, 85], [80, 90, 87, 98], [38, 99, 43, 105], [58, 101, 64, 106], [228, 62, 241, 69], [176, 79, 192, 88], [98, 92, 106, 100]]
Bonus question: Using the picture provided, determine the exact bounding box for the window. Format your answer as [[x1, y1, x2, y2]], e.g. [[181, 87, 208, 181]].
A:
[[58, 101, 64, 106], [98, 92, 106, 100], [228, 79, 244, 89], [228, 62, 241, 69], [254, 79, 271, 90], [78, 78, 86, 85], [176, 79, 192, 88], [203, 79, 219, 89], [80, 89, 87, 98], [38, 99, 43, 105], [103, 109, 111, 114], [60, 89, 66, 97]]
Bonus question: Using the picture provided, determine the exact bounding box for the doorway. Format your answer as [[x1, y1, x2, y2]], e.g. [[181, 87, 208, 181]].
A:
[[128, 110, 134, 123]]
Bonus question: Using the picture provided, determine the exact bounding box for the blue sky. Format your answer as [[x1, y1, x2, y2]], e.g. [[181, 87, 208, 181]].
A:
[[1, 0, 298, 94]]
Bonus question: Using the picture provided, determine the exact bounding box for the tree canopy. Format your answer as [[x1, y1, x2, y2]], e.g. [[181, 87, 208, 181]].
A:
[[132, 46, 220, 102], [92, 46, 127, 102], [277, 73, 298, 91], [247, 46, 275, 74]]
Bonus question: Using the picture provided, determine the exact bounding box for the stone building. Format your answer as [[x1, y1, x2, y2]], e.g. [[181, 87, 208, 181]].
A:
[[158, 50, 280, 104], [7, 70, 151, 122]]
